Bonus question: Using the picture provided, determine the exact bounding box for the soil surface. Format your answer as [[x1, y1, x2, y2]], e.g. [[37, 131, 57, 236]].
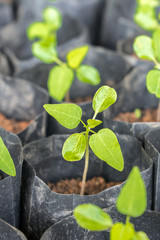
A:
[[67, 96, 93, 104], [114, 108, 157, 123], [0, 113, 32, 134], [47, 176, 121, 195]]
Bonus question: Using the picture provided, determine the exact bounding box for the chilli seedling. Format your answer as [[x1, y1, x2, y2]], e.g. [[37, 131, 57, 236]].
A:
[[44, 86, 124, 195], [0, 137, 16, 176], [133, 30, 160, 121], [27, 7, 101, 102], [74, 166, 150, 240]]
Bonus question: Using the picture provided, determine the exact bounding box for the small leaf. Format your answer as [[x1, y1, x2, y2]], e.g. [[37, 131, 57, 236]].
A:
[[76, 65, 101, 85], [89, 129, 124, 171], [116, 166, 147, 217], [74, 204, 112, 231], [133, 35, 155, 61], [48, 65, 74, 101], [134, 231, 150, 240], [146, 70, 160, 98], [93, 86, 117, 115], [87, 119, 102, 129], [27, 22, 50, 41], [153, 30, 160, 62], [44, 103, 82, 129], [43, 7, 62, 30], [110, 223, 135, 240], [32, 40, 57, 63], [62, 133, 86, 161], [67, 45, 89, 69], [0, 137, 16, 176], [137, 0, 159, 7]]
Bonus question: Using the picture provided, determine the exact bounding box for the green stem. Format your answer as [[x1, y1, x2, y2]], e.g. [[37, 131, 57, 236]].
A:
[[80, 119, 87, 128], [153, 58, 160, 70], [125, 215, 130, 225], [53, 57, 65, 66], [93, 112, 97, 120], [80, 129, 89, 195], [157, 100, 160, 122]]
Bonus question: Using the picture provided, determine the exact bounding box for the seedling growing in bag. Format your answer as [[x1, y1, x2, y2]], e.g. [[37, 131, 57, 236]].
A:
[[133, 30, 160, 121], [0, 137, 16, 176], [44, 86, 124, 195], [27, 7, 101, 102], [74, 166, 150, 240], [134, 0, 160, 32]]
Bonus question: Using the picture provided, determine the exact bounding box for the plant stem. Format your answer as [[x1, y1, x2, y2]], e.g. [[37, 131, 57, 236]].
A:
[[64, 91, 70, 102], [80, 129, 89, 195], [53, 57, 65, 66], [157, 100, 160, 122], [125, 215, 130, 225]]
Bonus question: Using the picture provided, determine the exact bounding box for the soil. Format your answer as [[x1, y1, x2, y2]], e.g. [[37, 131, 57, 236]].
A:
[[67, 96, 93, 104], [47, 176, 121, 195], [0, 113, 32, 134], [114, 108, 157, 123]]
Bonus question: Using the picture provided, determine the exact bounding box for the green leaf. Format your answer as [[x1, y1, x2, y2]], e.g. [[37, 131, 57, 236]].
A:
[[133, 35, 155, 61], [134, 231, 150, 240], [27, 22, 50, 41], [62, 133, 86, 161], [153, 30, 160, 62], [43, 7, 62, 31], [76, 65, 101, 85], [89, 129, 124, 171], [67, 45, 89, 69], [110, 223, 135, 240], [44, 103, 82, 129], [87, 119, 102, 129], [32, 40, 57, 63], [137, 0, 159, 7], [146, 70, 160, 98], [0, 137, 16, 177], [74, 204, 112, 231], [116, 166, 147, 217], [93, 86, 117, 115], [48, 65, 74, 101]]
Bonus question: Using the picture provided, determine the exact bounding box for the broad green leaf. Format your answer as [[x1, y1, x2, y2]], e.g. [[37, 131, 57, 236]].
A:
[[87, 119, 102, 129], [48, 65, 74, 101], [146, 70, 160, 98], [76, 65, 101, 85], [134, 231, 150, 240], [44, 103, 82, 129], [116, 167, 147, 217], [74, 204, 112, 231], [43, 7, 62, 30], [67, 45, 89, 69], [134, 11, 159, 31], [62, 133, 86, 161], [110, 223, 135, 240], [153, 30, 160, 62], [0, 137, 16, 176], [27, 22, 50, 41], [89, 129, 124, 171], [32, 40, 57, 63], [137, 0, 159, 7], [133, 36, 155, 61], [93, 86, 117, 115]]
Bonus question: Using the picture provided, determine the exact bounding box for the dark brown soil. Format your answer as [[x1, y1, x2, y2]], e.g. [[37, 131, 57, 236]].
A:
[[114, 108, 157, 123], [47, 176, 121, 195], [67, 96, 93, 104], [0, 113, 32, 134]]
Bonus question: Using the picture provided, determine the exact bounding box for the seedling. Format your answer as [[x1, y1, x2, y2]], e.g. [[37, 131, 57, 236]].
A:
[[134, 0, 160, 32], [134, 108, 142, 119], [0, 137, 16, 177], [74, 166, 150, 240], [133, 31, 160, 121], [44, 86, 124, 195], [27, 7, 101, 102]]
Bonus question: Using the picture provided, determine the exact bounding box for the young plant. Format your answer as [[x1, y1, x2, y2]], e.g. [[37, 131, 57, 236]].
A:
[[74, 166, 150, 240], [134, 0, 160, 32], [0, 137, 16, 177], [133, 30, 160, 121], [27, 7, 101, 102], [44, 86, 124, 195]]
